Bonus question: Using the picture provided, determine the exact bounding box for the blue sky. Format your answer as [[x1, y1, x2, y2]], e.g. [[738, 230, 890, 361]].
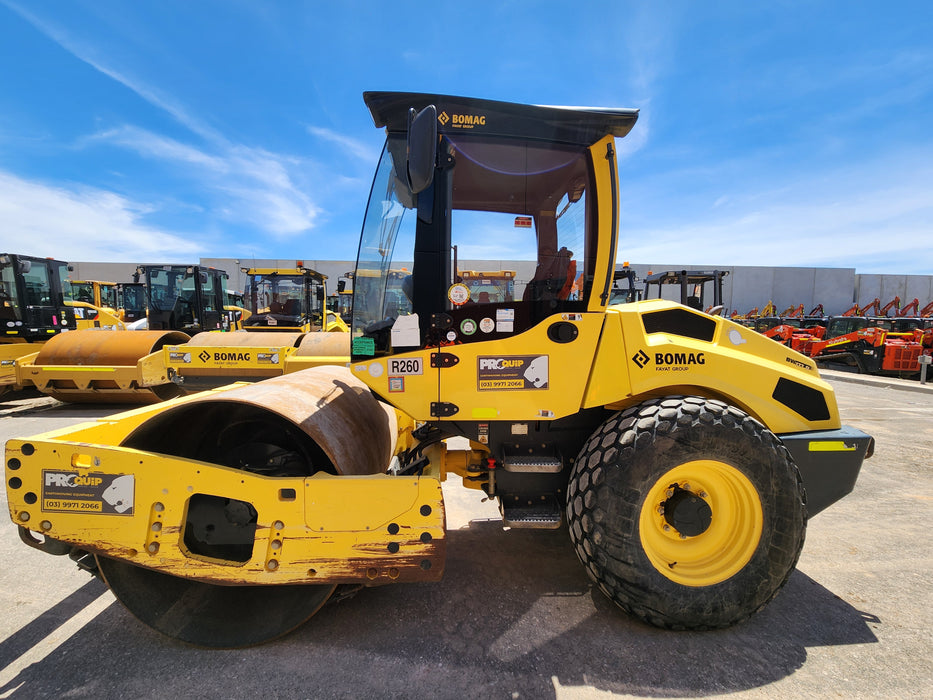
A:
[[0, 1, 930, 274]]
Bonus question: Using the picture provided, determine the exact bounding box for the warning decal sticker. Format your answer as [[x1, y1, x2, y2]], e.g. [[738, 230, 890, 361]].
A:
[[41, 470, 135, 515], [477, 355, 549, 391]]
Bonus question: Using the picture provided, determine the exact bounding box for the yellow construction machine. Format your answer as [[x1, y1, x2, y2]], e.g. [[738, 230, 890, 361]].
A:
[[65, 279, 126, 331], [0, 254, 78, 398], [159, 265, 349, 393], [69, 279, 118, 311], [327, 285, 353, 323], [14, 264, 349, 401], [5, 92, 873, 648], [239, 265, 346, 333], [11, 264, 238, 403], [457, 269, 516, 304]]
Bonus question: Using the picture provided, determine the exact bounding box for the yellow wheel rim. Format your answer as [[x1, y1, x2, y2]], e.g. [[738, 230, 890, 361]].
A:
[[639, 460, 763, 587]]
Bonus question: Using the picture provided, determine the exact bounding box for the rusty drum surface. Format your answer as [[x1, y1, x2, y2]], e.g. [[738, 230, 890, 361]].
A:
[[121, 366, 398, 476], [34, 329, 191, 366]]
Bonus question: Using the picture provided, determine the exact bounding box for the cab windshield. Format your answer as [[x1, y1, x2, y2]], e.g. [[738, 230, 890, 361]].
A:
[[351, 133, 594, 353], [147, 266, 187, 312], [71, 281, 96, 304], [244, 274, 311, 318]]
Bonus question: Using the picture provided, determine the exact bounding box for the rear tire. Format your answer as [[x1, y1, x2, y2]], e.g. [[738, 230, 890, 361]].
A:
[[566, 396, 806, 629]]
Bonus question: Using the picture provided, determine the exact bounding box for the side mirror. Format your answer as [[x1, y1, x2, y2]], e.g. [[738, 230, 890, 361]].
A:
[[407, 105, 437, 194], [17, 260, 31, 274], [316, 287, 325, 302], [199, 272, 208, 285], [337, 279, 346, 293]]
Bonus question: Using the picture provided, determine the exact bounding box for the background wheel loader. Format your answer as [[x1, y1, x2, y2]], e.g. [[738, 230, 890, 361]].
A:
[[65, 279, 127, 331], [5, 92, 873, 648]]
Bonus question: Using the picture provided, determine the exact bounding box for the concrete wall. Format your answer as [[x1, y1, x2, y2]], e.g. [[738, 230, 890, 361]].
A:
[[854, 274, 933, 314], [607, 263, 859, 316], [67, 258, 932, 318]]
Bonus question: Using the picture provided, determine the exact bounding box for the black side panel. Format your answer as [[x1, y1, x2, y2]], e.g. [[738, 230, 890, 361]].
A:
[[772, 377, 831, 422], [642, 309, 716, 342]]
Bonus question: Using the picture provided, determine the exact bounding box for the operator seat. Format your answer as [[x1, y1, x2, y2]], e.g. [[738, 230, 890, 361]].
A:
[[523, 247, 573, 302]]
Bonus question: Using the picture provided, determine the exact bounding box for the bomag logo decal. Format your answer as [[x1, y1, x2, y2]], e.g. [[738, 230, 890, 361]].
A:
[[41, 470, 135, 515], [215, 352, 251, 361], [632, 350, 650, 368], [199, 350, 252, 363], [438, 111, 486, 129], [478, 355, 548, 390], [632, 349, 706, 372]]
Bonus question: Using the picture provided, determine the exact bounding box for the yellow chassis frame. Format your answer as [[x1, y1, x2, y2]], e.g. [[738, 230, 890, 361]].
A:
[[6, 392, 446, 587]]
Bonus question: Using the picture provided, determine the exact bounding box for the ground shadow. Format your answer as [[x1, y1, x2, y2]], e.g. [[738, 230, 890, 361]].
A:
[[1, 518, 878, 699]]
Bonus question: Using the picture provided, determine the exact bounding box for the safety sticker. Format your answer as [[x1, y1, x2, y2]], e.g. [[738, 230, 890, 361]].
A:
[[460, 319, 477, 336], [352, 337, 375, 355], [41, 470, 135, 515], [496, 308, 514, 333], [478, 423, 489, 444], [388, 376, 405, 392], [477, 355, 548, 390], [448, 283, 471, 306]]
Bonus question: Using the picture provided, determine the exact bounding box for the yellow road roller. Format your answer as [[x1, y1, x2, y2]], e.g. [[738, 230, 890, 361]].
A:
[[0, 254, 78, 398], [159, 266, 350, 393], [11, 261, 235, 403], [14, 265, 350, 402], [5, 92, 873, 648]]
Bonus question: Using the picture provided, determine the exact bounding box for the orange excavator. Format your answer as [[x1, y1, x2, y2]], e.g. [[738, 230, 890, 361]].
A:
[[778, 303, 804, 318]]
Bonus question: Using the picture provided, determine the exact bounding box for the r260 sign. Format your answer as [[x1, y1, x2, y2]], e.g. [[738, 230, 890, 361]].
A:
[[388, 358, 423, 375]]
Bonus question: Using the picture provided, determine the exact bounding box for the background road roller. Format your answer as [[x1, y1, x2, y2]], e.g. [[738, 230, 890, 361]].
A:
[[5, 92, 873, 647], [0, 253, 77, 398], [11, 262, 239, 404], [13, 264, 351, 402]]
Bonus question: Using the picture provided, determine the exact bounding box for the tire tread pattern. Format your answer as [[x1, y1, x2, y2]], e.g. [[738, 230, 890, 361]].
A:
[[566, 395, 806, 630]]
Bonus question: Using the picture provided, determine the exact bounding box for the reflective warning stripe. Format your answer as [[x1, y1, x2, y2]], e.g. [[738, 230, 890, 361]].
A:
[[808, 441, 856, 452]]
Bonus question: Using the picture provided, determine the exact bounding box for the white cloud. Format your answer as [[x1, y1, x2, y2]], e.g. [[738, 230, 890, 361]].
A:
[[8, 5, 322, 239], [621, 152, 933, 275], [0, 171, 202, 261], [87, 126, 320, 237], [306, 125, 380, 164]]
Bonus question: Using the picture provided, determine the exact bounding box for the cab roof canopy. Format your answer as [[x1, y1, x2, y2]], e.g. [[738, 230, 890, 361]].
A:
[[364, 92, 639, 145]]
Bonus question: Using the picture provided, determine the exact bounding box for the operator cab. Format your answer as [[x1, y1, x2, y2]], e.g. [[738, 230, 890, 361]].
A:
[[242, 267, 327, 331], [0, 254, 76, 339], [350, 93, 638, 360], [642, 269, 728, 315], [135, 264, 232, 332]]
